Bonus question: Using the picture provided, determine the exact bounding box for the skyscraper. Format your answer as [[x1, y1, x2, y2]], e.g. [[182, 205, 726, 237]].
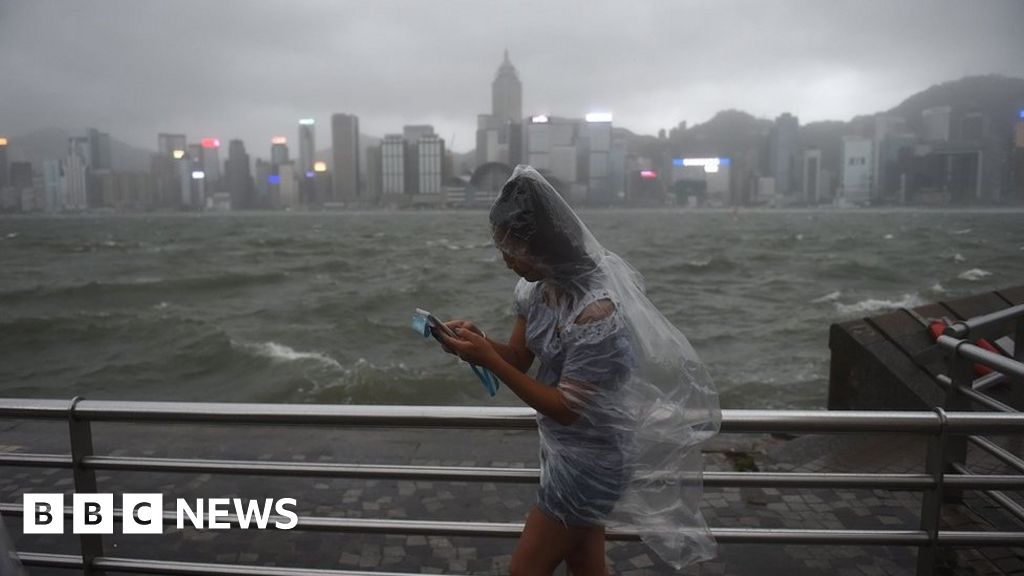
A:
[[224, 139, 254, 210], [770, 113, 800, 203], [157, 133, 187, 157], [0, 136, 8, 189], [153, 133, 189, 209], [200, 138, 222, 187], [331, 113, 360, 204], [298, 119, 315, 174], [64, 137, 90, 210], [87, 128, 113, 171], [381, 135, 406, 195], [417, 134, 444, 195], [476, 51, 523, 168], [271, 137, 289, 168], [492, 50, 522, 125]]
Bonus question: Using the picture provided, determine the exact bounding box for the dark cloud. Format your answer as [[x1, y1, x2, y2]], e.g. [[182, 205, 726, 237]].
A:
[[1, 0, 1022, 155]]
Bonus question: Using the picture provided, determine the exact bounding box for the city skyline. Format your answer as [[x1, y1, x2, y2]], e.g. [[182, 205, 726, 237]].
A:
[[1, 0, 1022, 154]]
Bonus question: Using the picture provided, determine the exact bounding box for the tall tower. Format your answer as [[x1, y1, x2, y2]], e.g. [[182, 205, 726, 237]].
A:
[[298, 118, 315, 174], [492, 50, 522, 125], [331, 113, 360, 204], [0, 136, 8, 189], [224, 139, 254, 210]]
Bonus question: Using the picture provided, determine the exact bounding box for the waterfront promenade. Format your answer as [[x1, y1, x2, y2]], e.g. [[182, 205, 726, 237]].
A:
[[0, 416, 1015, 575]]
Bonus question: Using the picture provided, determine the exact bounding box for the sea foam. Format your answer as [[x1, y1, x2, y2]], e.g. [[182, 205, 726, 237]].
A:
[[835, 293, 924, 315], [958, 268, 992, 281]]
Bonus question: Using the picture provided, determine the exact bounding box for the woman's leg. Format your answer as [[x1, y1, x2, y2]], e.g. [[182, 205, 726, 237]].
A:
[[510, 505, 585, 576], [565, 526, 607, 576]]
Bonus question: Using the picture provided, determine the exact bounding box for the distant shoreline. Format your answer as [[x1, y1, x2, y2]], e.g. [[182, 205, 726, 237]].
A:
[[3, 205, 1024, 218]]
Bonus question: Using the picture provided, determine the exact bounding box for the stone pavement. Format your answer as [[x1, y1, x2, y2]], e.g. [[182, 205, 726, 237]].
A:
[[1, 417, 1020, 575]]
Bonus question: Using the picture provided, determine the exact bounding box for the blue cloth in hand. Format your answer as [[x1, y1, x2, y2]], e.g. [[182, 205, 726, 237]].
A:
[[412, 312, 499, 397]]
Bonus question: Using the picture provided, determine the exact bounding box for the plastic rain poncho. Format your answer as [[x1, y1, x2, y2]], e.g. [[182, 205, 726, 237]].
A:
[[490, 165, 721, 570], [0, 513, 27, 576]]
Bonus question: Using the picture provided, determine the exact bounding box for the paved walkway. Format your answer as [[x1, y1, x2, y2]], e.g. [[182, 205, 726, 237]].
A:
[[0, 418, 1018, 575]]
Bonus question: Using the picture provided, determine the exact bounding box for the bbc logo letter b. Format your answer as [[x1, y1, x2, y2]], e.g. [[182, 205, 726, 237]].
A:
[[73, 493, 113, 534], [24, 494, 64, 534]]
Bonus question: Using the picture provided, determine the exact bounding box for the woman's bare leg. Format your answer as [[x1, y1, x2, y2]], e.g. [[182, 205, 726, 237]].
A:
[[565, 526, 608, 576], [510, 506, 587, 576]]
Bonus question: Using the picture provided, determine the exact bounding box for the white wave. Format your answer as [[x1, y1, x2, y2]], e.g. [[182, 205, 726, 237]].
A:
[[812, 290, 842, 303], [884, 234, 893, 240], [953, 253, 965, 263], [835, 293, 924, 315], [5, 232, 18, 239], [795, 234, 804, 241], [930, 283, 946, 294], [153, 301, 170, 310], [238, 341, 343, 370], [958, 268, 992, 282], [953, 228, 972, 235], [686, 258, 712, 267]]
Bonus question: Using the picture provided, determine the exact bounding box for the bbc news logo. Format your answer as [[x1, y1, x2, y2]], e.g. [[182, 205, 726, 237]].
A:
[[23, 494, 298, 534]]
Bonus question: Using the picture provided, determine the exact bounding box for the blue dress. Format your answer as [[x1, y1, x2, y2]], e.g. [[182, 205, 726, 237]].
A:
[[513, 277, 636, 527]]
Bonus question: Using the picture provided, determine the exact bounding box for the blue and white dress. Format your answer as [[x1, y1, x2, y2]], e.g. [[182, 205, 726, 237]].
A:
[[513, 276, 636, 526]]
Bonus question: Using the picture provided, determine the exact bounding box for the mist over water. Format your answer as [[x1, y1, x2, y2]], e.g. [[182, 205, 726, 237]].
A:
[[1, 209, 1021, 409]]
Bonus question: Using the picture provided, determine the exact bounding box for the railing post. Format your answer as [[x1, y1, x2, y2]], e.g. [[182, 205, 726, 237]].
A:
[[917, 407, 948, 576], [942, 349, 971, 503], [68, 397, 104, 576], [1011, 317, 1024, 408]]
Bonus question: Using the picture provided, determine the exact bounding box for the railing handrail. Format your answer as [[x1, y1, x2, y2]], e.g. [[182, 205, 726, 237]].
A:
[[944, 303, 1024, 339], [936, 335, 1024, 381], [5, 398, 1024, 433]]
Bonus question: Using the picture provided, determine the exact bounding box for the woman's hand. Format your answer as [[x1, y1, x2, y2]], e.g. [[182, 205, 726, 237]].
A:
[[444, 320, 485, 338], [439, 328, 501, 369]]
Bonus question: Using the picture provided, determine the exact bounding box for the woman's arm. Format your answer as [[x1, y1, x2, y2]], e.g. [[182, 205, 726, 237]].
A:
[[439, 328, 577, 426], [446, 317, 534, 373]]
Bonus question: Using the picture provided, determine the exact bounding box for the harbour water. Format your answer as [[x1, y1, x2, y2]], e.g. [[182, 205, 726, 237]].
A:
[[1, 208, 1021, 409]]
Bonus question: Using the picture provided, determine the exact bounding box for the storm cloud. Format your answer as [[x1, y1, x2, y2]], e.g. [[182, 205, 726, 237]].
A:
[[1, 0, 1022, 155]]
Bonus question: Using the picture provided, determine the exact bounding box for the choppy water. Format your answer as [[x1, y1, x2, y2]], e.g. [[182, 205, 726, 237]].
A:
[[1, 209, 1021, 409]]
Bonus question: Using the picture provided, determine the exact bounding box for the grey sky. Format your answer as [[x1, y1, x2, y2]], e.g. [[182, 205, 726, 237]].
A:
[[1, 0, 1022, 155]]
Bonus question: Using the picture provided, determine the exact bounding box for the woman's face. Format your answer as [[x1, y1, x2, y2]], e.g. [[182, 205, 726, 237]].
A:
[[494, 227, 546, 281], [501, 250, 546, 282]]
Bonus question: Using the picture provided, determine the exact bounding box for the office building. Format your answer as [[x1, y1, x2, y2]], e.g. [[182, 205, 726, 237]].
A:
[[87, 128, 113, 171], [802, 149, 823, 204], [254, 159, 272, 207], [493, 50, 522, 124], [366, 146, 383, 201], [381, 135, 406, 195], [224, 139, 254, 210], [200, 138, 221, 185], [298, 119, 315, 174], [331, 113, 360, 204], [10, 162, 32, 190], [585, 113, 613, 204], [922, 107, 952, 143], [43, 160, 61, 211], [271, 137, 289, 168], [417, 134, 444, 195], [841, 136, 873, 206], [64, 137, 90, 210], [158, 133, 187, 157], [770, 113, 800, 203], [0, 136, 8, 188], [277, 162, 299, 208], [476, 51, 522, 168]]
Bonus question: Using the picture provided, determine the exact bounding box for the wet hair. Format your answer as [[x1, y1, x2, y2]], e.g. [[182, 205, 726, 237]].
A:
[[489, 169, 595, 280]]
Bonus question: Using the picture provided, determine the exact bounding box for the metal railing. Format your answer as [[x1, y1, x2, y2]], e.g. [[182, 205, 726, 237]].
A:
[[2, 403, 1024, 575], [0, 304, 1020, 576]]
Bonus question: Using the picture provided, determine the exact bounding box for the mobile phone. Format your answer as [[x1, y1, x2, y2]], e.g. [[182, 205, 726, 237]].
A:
[[414, 308, 456, 341]]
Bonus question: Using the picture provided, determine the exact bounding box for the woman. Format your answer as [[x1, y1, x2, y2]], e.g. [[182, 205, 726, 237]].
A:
[[439, 165, 719, 575]]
